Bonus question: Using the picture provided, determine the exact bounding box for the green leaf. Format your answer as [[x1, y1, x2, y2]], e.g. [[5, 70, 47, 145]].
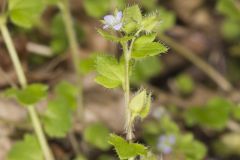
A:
[[176, 134, 207, 160], [175, 74, 195, 95], [141, 14, 159, 32], [8, 0, 45, 28], [123, 5, 142, 34], [83, 123, 111, 150], [5, 84, 48, 105], [98, 29, 133, 42], [83, 0, 109, 18], [95, 55, 124, 88], [184, 97, 233, 130], [221, 20, 240, 40], [217, 0, 240, 21], [83, 0, 125, 18], [54, 81, 78, 110], [95, 75, 121, 88], [131, 57, 162, 84], [108, 134, 147, 159], [134, 34, 156, 44], [74, 155, 87, 160], [132, 41, 168, 59], [43, 98, 72, 137], [79, 54, 97, 75], [7, 134, 43, 160], [232, 104, 240, 120], [158, 7, 176, 33]]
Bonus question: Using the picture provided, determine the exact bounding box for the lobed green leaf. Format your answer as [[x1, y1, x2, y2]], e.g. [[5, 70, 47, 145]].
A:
[[95, 55, 124, 89], [7, 134, 43, 160], [5, 84, 48, 106], [8, 0, 45, 28], [83, 123, 111, 150], [108, 134, 148, 159]]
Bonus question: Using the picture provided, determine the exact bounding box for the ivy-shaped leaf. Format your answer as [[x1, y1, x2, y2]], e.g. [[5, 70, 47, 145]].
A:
[[54, 81, 78, 110], [108, 134, 148, 159], [95, 55, 124, 88], [5, 84, 48, 105], [184, 97, 233, 130], [8, 134, 43, 160], [42, 98, 72, 138], [8, 0, 45, 28], [83, 123, 111, 150]]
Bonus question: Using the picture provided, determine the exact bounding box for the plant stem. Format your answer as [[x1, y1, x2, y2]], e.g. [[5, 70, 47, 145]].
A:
[[0, 24, 54, 160], [58, 0, 84, 121], [158, 33, 232, 92]]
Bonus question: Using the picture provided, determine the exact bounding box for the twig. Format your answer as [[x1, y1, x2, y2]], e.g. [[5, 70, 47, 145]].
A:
[[158, 33, 233, 92]]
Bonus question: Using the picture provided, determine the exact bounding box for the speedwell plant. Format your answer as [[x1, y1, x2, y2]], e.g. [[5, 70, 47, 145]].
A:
[[95, 5, 168, 160]]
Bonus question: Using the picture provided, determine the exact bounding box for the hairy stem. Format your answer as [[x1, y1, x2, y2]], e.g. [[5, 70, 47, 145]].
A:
[[158, 33, 232, 92], [124, 45, 133, 141], [58, 0, 84, 121], [0, 24, 54, 160]]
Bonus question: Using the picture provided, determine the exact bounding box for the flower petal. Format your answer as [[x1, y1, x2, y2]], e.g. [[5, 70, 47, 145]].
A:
[[113, 23, 122, 30], [104, 15, 115, 25], [115, 11, 122, 22]]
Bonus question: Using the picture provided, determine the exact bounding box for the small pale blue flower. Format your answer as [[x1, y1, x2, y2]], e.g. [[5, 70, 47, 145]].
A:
[[157, 134, 176, 154], [103, 11, 123, 31]]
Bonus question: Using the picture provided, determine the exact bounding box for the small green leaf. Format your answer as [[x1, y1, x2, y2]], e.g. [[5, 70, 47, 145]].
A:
[[131, 57, 162, 84], [175, 74, 195, 95], [221, 20, 240, 40], [98, 29, 133, 42], [43, 98, 72, 137], [74, 155, 87, 160], [134, 34, 156, 44], [176, 134, 207, 160], [108, 134, 148, 159], [54, 81, 78, 110], [95, 55, 124, 88], [123, 5, 142, 34], [184, 97, 233, 130], [8, 0, 45, 28], [5, 84, 48, 105], [79, 54, 97, 75], [7, 134, 43, 160], [83, 123, 111, 150], [141, 14, 159, 32], [217, 0, 240, 21], [95, 75, 121, 88], [132, 41, 168, 59], [157, 7, 176, 33]]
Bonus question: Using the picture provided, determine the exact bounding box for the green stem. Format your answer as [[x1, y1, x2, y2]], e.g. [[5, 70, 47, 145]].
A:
[[58, 0, 84, 121], [123, 42, 132, 141], [0, 23, 54, 160]]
